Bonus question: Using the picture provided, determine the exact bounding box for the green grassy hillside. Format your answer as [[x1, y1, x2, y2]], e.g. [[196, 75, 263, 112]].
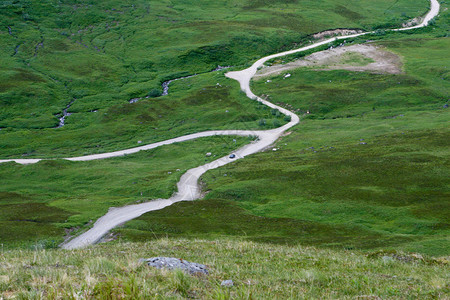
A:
[[115, 11, 450, 256], [0, 0, 447, 258], [0, 0, 429, 156], [0, 135, 251, 248]]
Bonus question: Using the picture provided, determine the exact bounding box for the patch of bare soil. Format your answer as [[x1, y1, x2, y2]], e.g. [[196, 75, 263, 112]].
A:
[[254, 44, 402, 80], [402, 17, 423, 28], [312, 28, 364, 40]]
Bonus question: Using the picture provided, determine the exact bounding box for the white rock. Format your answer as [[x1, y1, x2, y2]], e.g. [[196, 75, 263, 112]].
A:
[[221, 280, 234, 287]]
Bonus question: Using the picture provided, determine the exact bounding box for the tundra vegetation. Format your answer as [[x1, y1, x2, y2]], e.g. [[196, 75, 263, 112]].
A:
[[0, 0, 448, 298]]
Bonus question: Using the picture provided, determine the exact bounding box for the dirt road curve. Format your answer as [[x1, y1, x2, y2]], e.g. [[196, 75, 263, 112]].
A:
[[0, 0, 439, 249]]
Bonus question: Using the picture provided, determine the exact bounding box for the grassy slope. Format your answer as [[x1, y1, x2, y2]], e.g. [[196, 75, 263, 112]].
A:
[[0, 0, 446, 255], [0, 239, 448, 299], [0, 72, 286, 158], [116, 11, 449, 256], [0, 135, 252, 248], [0, 0, 428, 156]]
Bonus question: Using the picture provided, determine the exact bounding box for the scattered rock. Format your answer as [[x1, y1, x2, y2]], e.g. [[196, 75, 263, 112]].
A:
[[355, 295, 382, 300], [140, 257, 209, 275], [402, 17, 423, 28], [221, 280, 234, 287], [382, 256, 394, 263]]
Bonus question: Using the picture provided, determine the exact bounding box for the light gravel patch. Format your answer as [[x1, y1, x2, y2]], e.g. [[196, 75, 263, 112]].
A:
[[254, 44, 403, 79]]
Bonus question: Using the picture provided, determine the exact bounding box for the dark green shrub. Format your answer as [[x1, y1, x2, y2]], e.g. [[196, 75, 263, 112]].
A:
[[148, 89, 161, 98]]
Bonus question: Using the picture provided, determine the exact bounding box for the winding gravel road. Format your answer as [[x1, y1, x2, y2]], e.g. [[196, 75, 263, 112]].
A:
[[0, 0, 439, 249]]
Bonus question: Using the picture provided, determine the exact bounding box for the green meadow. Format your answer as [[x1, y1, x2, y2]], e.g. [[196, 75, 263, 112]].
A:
[[0, 72, 286, 158], [0, 0, 448, 298], [0, 0, 429, 155], [0, 135, 251, 248], [116, 12, 450, 256], [0, 0, 448, 257]]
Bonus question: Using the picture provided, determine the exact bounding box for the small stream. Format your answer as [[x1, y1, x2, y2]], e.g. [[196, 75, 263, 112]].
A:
[[161, 74, 197, 96], [13, 44, 20, 56], [129, 65, 231, 103], [56, 99, 75, 128], [162, 66, 231, 96]]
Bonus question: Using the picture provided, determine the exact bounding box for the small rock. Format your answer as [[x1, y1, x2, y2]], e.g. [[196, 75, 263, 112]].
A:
[[444, 104, 448, 108], [137, 140, 142, 144], [221, 280, 234, 287], [141, 257, 208, 275], [284, 73, 291, 78], [206, 152, 212, 157], [168, 172, 172, 174], [382, 256, 394, 262], [360, 142, 367, 145], [272, 148, 277, 151]]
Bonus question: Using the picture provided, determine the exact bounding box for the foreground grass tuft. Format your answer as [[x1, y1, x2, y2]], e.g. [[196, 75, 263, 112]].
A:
[[0, 239, 448, 299]]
